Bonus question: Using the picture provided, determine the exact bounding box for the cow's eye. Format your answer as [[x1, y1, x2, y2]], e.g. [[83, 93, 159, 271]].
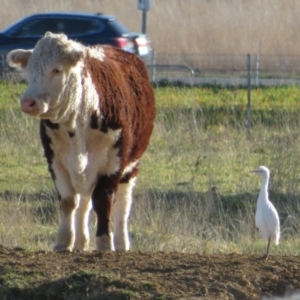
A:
[[52, 66, 62, 75]]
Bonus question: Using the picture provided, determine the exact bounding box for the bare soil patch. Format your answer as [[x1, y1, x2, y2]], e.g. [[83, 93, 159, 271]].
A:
[[0, 245, 299, 299]]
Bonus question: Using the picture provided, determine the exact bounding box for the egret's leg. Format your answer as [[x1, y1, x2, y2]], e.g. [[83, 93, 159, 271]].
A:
[[258, 236, 271, 260], [265, 236, 271, 260]]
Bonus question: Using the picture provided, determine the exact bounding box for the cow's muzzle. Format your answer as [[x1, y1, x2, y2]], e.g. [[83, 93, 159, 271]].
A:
[[21, 97, 40, 115], [20, 95, 49, 116]]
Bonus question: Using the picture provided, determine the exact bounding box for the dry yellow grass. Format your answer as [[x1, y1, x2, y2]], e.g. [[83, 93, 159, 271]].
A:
[[0, 0, 300, 56]]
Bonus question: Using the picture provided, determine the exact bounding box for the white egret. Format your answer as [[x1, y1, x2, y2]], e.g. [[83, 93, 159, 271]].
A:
[[251, 166, 280, 260]]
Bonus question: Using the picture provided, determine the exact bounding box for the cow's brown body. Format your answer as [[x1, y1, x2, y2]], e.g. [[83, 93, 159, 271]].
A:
[[7, 32, 155, 251]]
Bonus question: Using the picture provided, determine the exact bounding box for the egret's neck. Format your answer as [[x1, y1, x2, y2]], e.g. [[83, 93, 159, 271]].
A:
[[257, 176, 269, 206]]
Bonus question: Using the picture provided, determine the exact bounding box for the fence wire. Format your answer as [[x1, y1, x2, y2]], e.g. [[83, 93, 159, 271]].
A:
[[2, 51, 300, 86]]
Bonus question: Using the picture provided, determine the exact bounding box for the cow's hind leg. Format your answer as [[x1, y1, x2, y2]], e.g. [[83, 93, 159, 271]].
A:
[[73, 196, 92, 251], [112, 177, 136, 250], [92, 175, 116, 251], [54, 195, 79, 251]]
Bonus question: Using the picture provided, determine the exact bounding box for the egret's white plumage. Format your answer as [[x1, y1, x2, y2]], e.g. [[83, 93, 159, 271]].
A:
[[251, 166, 280, 260]]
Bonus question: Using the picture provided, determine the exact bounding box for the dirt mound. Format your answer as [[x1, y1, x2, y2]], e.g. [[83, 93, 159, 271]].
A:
[[0, 245, 299, 299]]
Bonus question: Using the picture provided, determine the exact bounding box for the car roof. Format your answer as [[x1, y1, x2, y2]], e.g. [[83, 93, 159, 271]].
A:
[[24, 12, 117, 20], [2, 12, 118, 32]]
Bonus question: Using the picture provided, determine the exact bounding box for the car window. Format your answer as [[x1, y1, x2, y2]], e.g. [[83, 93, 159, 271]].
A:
[[98, 20, 130, 38], [13, 19, 58, 36], [58, 18, 103, 35], [108, 20, 130, 35], [12, 17, 103, 37]]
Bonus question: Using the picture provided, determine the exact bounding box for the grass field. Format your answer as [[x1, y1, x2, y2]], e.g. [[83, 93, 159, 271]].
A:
[[1, 81, 300, 255]]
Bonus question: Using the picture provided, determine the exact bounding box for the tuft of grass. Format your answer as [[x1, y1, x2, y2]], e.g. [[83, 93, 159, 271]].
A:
[[119, 290, 137, 299]]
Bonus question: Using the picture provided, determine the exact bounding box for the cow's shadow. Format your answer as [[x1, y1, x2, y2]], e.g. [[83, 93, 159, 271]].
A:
[[1, 269, 131, 300]]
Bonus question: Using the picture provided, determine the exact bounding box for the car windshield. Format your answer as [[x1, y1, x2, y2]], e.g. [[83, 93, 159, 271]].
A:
[[1, 19, 26, 34]]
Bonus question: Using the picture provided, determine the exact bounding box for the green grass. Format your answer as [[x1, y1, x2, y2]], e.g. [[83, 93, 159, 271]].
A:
[[1, 81, 300, 254]]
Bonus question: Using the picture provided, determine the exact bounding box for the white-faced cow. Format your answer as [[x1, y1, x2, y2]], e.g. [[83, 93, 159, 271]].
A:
[[7, 32, 155, 251]]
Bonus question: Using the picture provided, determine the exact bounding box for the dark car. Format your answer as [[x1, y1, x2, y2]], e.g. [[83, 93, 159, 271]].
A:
[[0, 12, 153, 76]]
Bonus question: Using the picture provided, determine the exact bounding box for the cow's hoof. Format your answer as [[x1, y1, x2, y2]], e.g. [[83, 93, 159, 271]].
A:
[[53, 244, 72, 252]]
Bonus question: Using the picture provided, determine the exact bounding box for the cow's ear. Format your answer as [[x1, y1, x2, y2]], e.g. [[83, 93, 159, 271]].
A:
[[6, 49, 33, 69], [68, 48, 84, 65], [62, 38, 85, 66]]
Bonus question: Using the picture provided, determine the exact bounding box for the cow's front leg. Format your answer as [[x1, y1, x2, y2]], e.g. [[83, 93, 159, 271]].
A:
[[54, 195, 79, 251], [73, 196, 92, 251], [92, 175, 116, 251]]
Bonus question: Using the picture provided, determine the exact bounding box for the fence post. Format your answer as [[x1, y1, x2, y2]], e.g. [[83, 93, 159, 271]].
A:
[[247, 54, 252, 136], [142, 9, 147, 34], [0, 52, 4, 79], [190, 68, 194, 86], [151, 51, 156, 83], [255, 54, 259, 86]]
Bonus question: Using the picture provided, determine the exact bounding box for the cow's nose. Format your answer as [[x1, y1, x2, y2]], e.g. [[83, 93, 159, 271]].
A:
[[21, 98, 36, 113]]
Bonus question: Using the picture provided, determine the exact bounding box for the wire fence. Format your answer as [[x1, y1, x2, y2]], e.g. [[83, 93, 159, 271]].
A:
[[146, 52, 300, 86], [2, 50, 300, 86], [2, 50, 299, 138]]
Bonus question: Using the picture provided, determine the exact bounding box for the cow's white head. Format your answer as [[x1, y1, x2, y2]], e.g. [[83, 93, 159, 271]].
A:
[[7, 32, 85, 121]]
